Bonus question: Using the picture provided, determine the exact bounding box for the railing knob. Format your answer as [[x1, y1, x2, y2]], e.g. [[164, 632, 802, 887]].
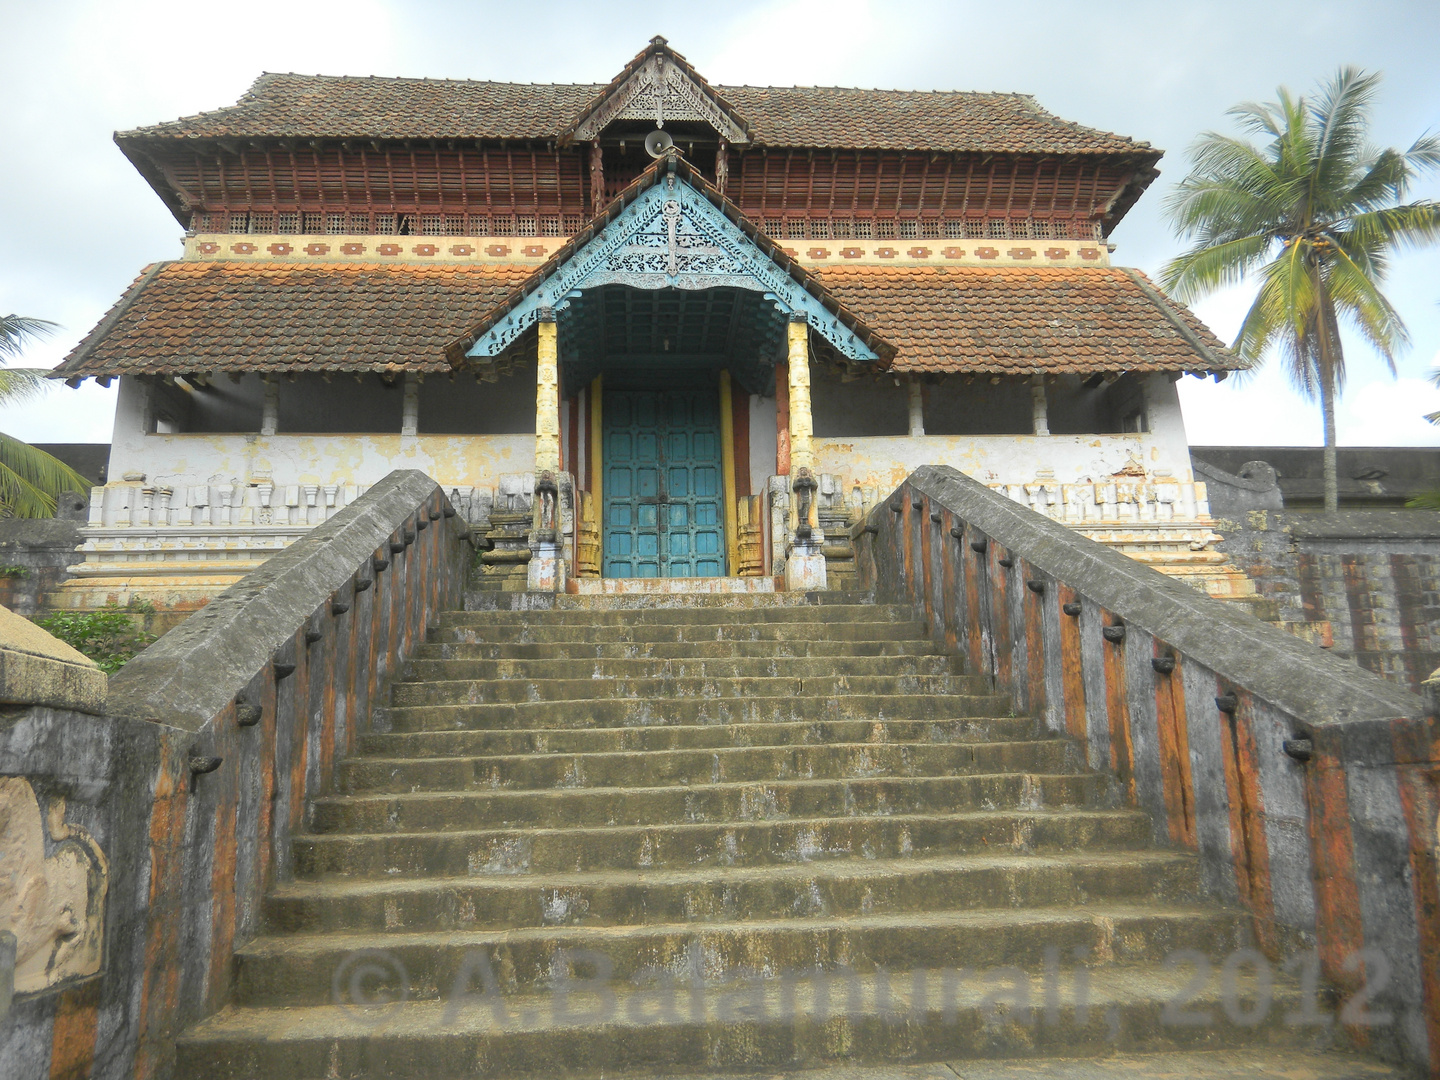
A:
[[861, 524, 878, 536], [889, 497, 903, 514], [416, 517, 430, 530], [1102, 625, 1126, 644], [304, 628, 324, 645], [273, 661, 296, 679], [429, 508, 442, 520], [1215, 692, 1239, 714], [354, 577, 373, 592], [930, 512, 942, 523], [911, 496, 924, 511], [189, 756, 223, 775], [970, 539, 988, 554], [235, 704, 262, 727], [373, 556, 390, 572], [1025, 579, 1045, 594], [330, 599, 351, 616], [1151, 656, 1176, 674], [1062, 602, 1082, 617], [442, 506, 456, 518], [950, 527, 963, 539], [997, 556, 1014, 568], [390, 538, 406, 553]]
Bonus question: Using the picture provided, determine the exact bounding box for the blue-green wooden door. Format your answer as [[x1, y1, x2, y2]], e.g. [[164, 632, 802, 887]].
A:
[[603, 389, 725, 578]]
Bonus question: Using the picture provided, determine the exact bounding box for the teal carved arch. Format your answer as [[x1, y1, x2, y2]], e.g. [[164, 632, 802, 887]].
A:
[[465, 173, 881, 364]]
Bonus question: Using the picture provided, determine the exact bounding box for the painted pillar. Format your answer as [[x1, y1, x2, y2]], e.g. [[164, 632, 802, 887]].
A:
[[784, 315, 825, 591], [774, 360, 790, 476], [907, 378, 925, 437], [719, 370, 740, 576], [535, 312, 561, 473], [1030, 374, 1050, 436], [786, 317, 814, 475], [589, 375, 603, 503]]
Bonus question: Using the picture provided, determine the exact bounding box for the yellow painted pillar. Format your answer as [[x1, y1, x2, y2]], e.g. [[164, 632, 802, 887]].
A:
[[589, 373, 603, 513], [535, 314, 560, 473], [718, 370, 740, 576], [786, 317, 814, 475]]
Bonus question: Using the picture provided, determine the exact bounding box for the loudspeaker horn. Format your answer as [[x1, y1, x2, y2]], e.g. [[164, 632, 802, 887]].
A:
[[644, 129, 674, 158]]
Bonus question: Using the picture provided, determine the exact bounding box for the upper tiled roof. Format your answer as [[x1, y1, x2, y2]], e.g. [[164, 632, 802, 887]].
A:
[[53, 261, 1236, 382], [815, 264, 1236, 375], [117, 73, 1152, 156]]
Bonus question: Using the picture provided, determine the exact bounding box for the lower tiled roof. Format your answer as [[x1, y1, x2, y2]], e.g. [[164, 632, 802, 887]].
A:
[[54, 261, 1237, 381], [816, 265, 1235, 374]]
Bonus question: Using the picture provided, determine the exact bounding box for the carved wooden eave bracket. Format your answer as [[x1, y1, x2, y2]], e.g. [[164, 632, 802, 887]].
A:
[[446, 151, 894, 372], [559, 36, 750, 147]]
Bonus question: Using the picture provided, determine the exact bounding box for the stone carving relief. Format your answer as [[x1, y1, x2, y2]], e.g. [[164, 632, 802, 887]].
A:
[[0, 776, 108, 996]]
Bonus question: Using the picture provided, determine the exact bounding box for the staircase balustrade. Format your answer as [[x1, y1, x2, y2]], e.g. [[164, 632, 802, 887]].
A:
[[853, 464, 1440, 1078]]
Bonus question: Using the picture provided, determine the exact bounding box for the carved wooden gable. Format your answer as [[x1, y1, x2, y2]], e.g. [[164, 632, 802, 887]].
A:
[[570, 47, 749, 144], [465, 167, 879, 364]]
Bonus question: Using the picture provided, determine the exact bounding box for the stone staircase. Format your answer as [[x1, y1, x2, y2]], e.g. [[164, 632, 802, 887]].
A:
[[175, 591, 1384, 1079]]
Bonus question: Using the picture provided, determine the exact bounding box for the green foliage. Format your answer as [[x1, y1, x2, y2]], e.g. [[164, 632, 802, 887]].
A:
[[1161, 68, 1440, 512], [0, 314, 89, 518], [0, 565, 27, 578], [35, 599, 156, 674]]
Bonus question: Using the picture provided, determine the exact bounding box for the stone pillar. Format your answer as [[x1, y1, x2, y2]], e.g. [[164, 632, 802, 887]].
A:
[[1030, 374, 1049, 436], [535, 311, 561, 473], [401, 374, 420, 436], [784, 315, 825, 591], [260, 378, 279, 436], [907, 378, 925, 437]]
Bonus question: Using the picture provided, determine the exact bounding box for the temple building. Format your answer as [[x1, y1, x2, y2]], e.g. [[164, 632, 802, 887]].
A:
[[52, 37, 1246, 611]]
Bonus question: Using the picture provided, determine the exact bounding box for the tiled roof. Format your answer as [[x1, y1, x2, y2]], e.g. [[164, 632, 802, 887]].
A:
[[53, 262, 533, 379], [117, 73, 1152, 156], [54, 262, 1236, 382], [813, 265, 1238, 375]]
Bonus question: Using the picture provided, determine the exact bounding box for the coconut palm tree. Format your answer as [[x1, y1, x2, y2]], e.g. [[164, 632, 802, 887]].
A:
[[0, 315, 91, 517], [1161, 67, 1440, 512]]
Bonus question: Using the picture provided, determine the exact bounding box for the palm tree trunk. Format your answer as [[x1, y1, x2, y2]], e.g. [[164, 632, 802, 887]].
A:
[[1319, 374, 1339, 513]]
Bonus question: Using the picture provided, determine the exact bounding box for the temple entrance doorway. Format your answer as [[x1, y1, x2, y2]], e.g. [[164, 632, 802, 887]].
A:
[[602, 382, 724, 578]]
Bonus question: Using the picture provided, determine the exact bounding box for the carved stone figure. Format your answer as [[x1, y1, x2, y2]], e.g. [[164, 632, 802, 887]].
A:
[[0, 776, 108, 995]]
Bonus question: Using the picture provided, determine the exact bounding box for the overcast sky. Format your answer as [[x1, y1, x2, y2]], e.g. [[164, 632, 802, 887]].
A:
[[2, 0, 1438, 449]]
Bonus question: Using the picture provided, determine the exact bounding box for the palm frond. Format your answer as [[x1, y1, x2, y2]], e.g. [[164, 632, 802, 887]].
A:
[[0, 368, 57, 404], [0, 315, 59, 362], [1324, 246, 1407, 370], [1159, 233, 1274, 303], [0, 433, 90, 518]]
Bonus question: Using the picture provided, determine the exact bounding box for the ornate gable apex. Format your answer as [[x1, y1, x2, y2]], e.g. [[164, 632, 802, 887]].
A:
[[561, 36, 749, 146], [451, 152, 890, 368]]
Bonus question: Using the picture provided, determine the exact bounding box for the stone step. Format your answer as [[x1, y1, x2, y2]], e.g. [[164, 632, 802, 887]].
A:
[[436, 621, 931, 645], [440, 605, 911, 627], [389, 674, 992, 707], [420, 639, 947, 661], [380, 693, 1015, 733], [357, 716, 1046, 759], [263, 851, 1195, 934], [309, 773, 1107, 833], [292, 809, 1156, 878], [235, 902, 1243, 1006], [174, 965, 1316, 1080], [339, 740, 1080, 794], [402, 654, 963, 682]]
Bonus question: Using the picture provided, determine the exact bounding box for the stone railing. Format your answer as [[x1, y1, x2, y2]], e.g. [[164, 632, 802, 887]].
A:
[[853, 465, 1439, 1077], [0, 469, 472, 1079]]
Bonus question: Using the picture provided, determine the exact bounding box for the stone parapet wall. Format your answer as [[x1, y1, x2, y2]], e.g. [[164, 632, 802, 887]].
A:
[[855, 465, 1439, 1078], [1, 470, 474, 1079], [1213, 508, 1440, 694]]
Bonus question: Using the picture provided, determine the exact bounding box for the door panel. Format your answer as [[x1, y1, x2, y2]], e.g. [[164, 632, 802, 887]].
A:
[[603, 388, 726, 578]]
